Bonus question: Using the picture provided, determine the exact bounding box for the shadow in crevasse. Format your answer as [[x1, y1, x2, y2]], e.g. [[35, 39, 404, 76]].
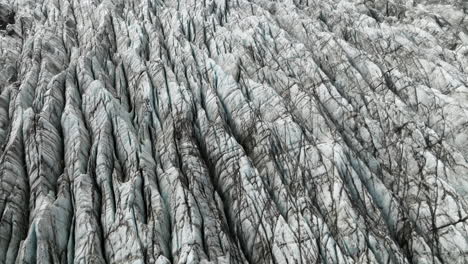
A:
[[0, 4, 15, 30]]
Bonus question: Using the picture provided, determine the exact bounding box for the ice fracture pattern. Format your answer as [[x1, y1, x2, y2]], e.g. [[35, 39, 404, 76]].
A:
[[0, 0, 468, 263]]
